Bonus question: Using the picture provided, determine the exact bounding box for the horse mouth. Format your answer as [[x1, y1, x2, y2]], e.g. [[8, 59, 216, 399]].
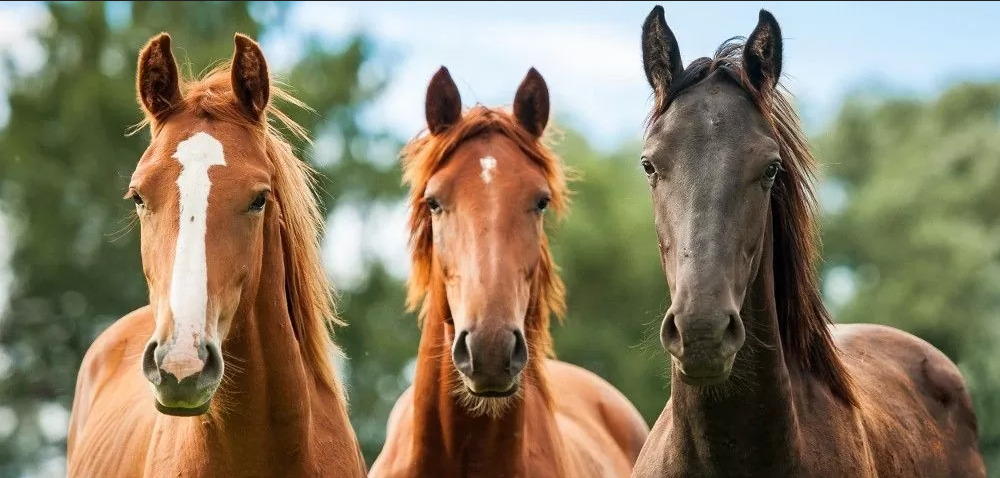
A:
[[154, 399, 211, 416], [469, 384, 519, 398], [676, 367, 732, 386]]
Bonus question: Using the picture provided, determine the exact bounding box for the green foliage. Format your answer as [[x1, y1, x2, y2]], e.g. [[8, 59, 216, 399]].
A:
[[815, 81, 1000, 472]]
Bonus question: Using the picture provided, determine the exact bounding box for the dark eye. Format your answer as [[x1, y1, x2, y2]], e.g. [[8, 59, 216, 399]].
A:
[[641, 157, 656, 175], [536, 197, 550, 212], [127, 189, 144, 208], [763, 162, 781, 181], [249, 192, 267, 212], [426, 197, 442, 214]]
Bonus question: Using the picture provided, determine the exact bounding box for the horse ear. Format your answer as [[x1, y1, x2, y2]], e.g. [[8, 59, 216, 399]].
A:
[[425, 66, 462, 135], [513, 67, 549, 138], [136, 32, 182, 119], [642, 5, 683, 101], [231, 33, 271, 121], [743, 9, 783, 92]]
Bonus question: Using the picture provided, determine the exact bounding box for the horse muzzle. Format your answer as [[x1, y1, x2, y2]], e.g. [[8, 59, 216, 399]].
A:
[[142, 338, 224, 416], [661, 309, 745, 385], [452, 327, 528, 397]]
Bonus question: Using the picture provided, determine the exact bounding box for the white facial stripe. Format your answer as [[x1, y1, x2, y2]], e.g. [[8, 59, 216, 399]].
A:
[[480, 156, 497, 184], [164, 131, 226, 380]]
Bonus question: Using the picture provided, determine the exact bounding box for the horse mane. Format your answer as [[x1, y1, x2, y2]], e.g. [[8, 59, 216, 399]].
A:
[[400, 105, 569, 361], [647, 39, 858, 406], [136, 65, 344, 395]]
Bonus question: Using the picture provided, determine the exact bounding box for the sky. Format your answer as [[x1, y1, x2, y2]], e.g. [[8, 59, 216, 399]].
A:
[[266, 1, 1000, 151]]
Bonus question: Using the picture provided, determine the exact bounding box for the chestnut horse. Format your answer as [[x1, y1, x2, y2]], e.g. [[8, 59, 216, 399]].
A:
[[632, 6, 986, 478], [66, 33, 367, 477], [369, 67, 649, 477]]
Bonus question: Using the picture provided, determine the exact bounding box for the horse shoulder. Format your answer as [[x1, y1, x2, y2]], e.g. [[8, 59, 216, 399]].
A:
[[545, 359, 650, 472], [832, 323, 986, 477], [67, 306, 156, 477], [369, 385, 415, 478]]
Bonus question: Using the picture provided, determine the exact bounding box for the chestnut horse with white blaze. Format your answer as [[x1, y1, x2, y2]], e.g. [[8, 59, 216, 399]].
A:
[[369, 67, 650, 477], [66, 33, 367, 477], [632, 6, 986, 478]]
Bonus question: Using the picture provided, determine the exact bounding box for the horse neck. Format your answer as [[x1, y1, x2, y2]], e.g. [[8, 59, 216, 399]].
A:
[[175, 213, 354, 474], [668, 214, 803, 473], [410, 288, 566, 477]]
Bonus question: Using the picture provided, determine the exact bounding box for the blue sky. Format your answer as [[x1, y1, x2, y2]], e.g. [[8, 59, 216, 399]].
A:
[[264, 1, 1000, 151], [3, 1, 999, 148]]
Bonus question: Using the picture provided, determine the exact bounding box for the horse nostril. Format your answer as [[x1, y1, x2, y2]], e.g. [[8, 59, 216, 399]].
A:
[[142, 341, 161, 386], [660, 312, 681, 355], [201, 342, 224, 385], [452, 330, 474, 377], [722, 313, 746, 354], [508, 329, 527, 375]]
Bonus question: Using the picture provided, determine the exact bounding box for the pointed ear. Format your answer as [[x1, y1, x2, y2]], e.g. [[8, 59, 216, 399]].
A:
[[425, 66, 462, 135], [136, 33, 182, 118], [231, 33, 271, 121], [513, 67, 549, 138], [743, 9, 783, 92], [642, 5, 683, 100]]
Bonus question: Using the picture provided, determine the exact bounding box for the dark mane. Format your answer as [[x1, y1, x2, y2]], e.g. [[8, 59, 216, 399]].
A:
[[649, 38, 858, 406], [400, 105, 569, 361]]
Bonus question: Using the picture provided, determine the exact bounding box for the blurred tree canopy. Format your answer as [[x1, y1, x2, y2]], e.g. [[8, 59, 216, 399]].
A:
[[0, 1, 998, 476]]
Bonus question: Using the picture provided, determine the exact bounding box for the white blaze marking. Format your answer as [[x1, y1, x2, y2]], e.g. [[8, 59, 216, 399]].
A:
[[480, 156, 497, 184], [163, 132, 226, 380]]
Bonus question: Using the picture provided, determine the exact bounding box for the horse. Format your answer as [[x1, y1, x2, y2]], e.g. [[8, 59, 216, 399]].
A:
[[65, 33, 368, 477], [631, 6, 986, 477], [368, 66, 650, 477]]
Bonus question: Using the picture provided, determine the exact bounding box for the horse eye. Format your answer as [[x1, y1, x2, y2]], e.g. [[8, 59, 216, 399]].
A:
[[249, 192, 267, 212], [641, 157, 656, 175], [426, 197, 442, 214], [127, 189, 144, 208], [764, 162, 781, 181], [536, 197, 550, 212]]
